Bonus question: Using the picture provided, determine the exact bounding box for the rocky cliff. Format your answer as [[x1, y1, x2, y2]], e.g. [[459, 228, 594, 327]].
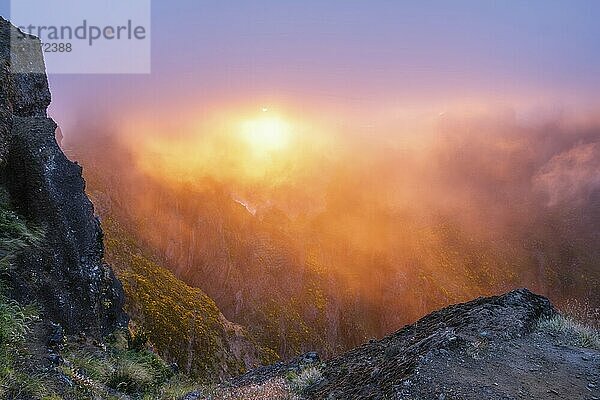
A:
[[0, 20, 273, 396], [0, 17, 125, 335]]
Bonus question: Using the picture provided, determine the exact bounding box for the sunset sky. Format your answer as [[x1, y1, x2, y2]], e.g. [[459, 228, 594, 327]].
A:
[[4, 0, 597, 349], [11, 0, 595, 138]]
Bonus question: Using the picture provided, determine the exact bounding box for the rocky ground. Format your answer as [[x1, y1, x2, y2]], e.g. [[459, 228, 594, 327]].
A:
[[186, 289, 599, 400], [307, 288, 600, 399], [410, 332, 599, 399]]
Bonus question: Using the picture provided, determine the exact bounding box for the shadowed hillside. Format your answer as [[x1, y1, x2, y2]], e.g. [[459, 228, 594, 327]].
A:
[[100, 215, 276, 380]]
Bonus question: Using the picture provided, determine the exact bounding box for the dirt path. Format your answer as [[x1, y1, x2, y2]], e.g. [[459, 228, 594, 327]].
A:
[[406, 332, 600, 399]]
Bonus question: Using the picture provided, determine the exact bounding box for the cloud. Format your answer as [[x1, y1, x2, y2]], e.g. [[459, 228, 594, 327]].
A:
[[534, 142, 600, 206]]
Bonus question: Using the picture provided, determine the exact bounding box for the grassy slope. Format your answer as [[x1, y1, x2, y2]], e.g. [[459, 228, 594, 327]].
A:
[[101, 216, 276, 381]]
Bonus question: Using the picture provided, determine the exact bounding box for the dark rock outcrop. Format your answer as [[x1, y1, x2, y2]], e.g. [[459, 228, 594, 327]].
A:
[[183, 289, 600, 399], [0, 17, 126, 335], [307, 288, 600, 400]]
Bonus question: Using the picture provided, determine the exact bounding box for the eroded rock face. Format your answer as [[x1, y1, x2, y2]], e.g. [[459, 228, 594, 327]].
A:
[[308, 289, 560, 399], [0, 17, 126, 335]]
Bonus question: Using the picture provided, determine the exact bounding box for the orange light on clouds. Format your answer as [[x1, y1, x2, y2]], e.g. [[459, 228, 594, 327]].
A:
[[118, 105, 334, 191]]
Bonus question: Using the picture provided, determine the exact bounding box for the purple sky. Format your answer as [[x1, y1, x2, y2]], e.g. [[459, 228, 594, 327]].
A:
[[5, 1, 599, 134]]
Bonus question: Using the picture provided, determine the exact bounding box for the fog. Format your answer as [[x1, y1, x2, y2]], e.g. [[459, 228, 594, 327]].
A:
[[65, 107, 600, 356]]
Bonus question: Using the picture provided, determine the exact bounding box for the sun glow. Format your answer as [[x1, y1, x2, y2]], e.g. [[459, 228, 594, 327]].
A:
[[118, 105, 335, 188], [240, 114, 292, 155]]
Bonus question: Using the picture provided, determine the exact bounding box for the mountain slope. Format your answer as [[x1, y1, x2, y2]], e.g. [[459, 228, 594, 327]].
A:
[[101, 216, 276, 381], [66, 126, 600, 366]]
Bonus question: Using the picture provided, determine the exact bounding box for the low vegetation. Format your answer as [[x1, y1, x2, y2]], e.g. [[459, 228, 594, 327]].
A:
[[0, 295, 46, 400], [0, 188, 42, 271], [189, 365, 324, 400], [58, 334, 197, 399], [536, 299, 600, 350], [287, 366, 323, 394], [0, 297, 198, 399], [0, 189, 48, 399], [557, 298, 600, 329], [537, 314, 600, 350], [0, 190, 196, 399]]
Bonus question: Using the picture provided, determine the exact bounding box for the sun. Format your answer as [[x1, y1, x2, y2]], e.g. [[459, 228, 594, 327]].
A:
[[240, 114, 292, 155]]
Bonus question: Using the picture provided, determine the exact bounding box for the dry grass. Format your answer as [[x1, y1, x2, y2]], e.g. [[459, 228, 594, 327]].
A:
[[557, 298, 600, 329], [537, 314, 600, 350], [195, 366, 324, 399], [288, 366, 323, 393], [198, 378, 298, 400], [155, 374, 199, 400]]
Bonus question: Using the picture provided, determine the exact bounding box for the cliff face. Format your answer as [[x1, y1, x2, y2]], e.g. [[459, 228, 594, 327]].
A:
[[0, 18, 125, 335]]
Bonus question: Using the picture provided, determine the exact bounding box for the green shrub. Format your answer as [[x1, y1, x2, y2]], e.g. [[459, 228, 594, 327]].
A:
[[0, 297, 32, 344], [0, 297, 44, 400], [67, 352, 113, 382], [107, 357, 155, 394], [0, 193, 47, 399], [63, 346, 174, 397], [0, 369, 52, 400]]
